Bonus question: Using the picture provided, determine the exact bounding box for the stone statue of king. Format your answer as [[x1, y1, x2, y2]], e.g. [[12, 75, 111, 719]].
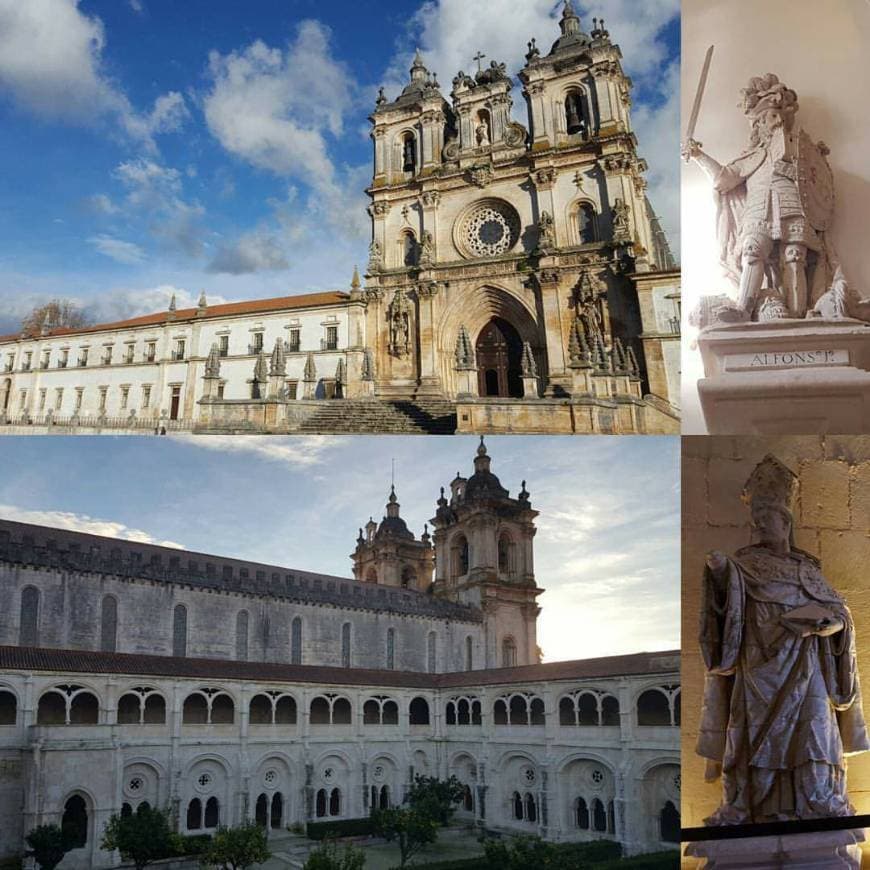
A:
[[683, 73, 864, 326], [698, 454, 869, 824]]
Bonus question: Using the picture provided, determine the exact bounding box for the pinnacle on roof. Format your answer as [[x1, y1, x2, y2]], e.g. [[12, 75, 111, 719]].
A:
[[351, 265, 361, 290], [168, 293, 177, 312], [269, 337, 286, 378], [197, 290, 207, 309]]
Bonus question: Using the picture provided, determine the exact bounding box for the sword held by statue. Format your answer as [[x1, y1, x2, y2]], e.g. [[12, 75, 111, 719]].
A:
[[683, 45, 714, 162]]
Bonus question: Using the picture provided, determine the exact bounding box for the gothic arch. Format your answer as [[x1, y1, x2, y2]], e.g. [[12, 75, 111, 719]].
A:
[[436, 285, 543, 398], [182, 752, 233, 779], [556, 752, 618, 777]]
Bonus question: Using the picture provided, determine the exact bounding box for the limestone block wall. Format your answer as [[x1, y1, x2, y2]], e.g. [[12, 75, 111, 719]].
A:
[[681, 435, 870, 830], [0, 564, 482, 673]]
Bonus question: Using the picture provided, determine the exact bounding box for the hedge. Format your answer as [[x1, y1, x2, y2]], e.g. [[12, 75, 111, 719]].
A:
[[596, 852, 679, 870], [306, 818, 376, 840]]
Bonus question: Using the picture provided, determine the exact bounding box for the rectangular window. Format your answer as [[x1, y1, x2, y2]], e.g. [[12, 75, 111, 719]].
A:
[[216, 382, 225, 399], [18, 390, 27, 409], [124, 344, 135, 363], [250, 332, 264, 354], [120, 386, 130, 409], [325, 325, 338, 351], [98, 387, 108, 411], [40, 351, 50, 369], [146, 342, 156, 362], [218, 334, 229, 357], [174, 339, 185, 361], [142, 384, 152, 408], [288, 329, 300, 352], [38, 389, 46, 411], [74, 388, 84, 411], [59, 349, 69, 368], [54, 388, 63, 411], [78, 348, 89, 367], [285, 380, 298, 400], [23, 352, 32, 371], [101, 345, 113, 365], [4, 354, 13, 372]]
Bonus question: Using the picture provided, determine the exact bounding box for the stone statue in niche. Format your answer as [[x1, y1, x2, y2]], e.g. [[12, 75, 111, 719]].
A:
[[388, 289, 411, 358], [684, 73, 869, 328], [476, 118, 491, 147], [419, 230, 434, 266], [698, 454, 868, 825]]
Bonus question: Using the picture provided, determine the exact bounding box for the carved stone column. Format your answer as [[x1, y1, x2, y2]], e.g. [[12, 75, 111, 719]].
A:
[[536, 268, 570, 395]]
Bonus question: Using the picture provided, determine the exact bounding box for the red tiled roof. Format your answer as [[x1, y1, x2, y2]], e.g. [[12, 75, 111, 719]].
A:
[[0, 645, 678, 688], [0, 291, 350, 343]]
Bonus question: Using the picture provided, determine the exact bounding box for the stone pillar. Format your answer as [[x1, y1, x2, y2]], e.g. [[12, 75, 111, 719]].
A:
[[537, 268, 570, 395], [416, 280, 441, 394], [302, 353, 317, 399]]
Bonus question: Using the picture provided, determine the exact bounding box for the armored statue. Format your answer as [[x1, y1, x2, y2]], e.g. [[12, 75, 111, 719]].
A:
[[684, 73, 865, 325], [698, 454, 868, 824]]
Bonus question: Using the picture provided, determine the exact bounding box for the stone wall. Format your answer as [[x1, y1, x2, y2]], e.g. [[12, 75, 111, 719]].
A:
[[681, 435, 870, 830]]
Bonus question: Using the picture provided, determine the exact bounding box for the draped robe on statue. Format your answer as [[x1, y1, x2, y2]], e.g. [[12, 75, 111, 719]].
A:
[[697, 544, 869, 824]]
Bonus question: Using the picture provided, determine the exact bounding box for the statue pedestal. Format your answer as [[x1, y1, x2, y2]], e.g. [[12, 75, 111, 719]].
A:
[[697, 318, 870, 433], [685, 828, 865, 868]]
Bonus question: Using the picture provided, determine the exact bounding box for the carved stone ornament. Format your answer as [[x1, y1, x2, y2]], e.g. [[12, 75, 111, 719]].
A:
[[504, 121, 527, 148], [420, 190, 441, 208], [536, 211, 556, 252], [611, 198, 632, 242], [534, 168, 557, 188], [417, 281, 439, 299], [367, 239, 383, 272], [419, 230, 435, 266], [467, 163, 494, 188], [388, 289, 412, 358], [457, 199, 521, 258], [538, 269, 560, 285], [442, 134, 460, 162], [370, 201, 390, 217]]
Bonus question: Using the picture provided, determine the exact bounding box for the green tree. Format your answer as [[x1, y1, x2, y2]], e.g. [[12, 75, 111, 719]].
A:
[[200, 824, 270, 870], [405, 775, 466, 826], [25, 824, 72, 870], [371, 806, 439, 869], [303, 839, 365, 870], [101, 805, 173, 870]]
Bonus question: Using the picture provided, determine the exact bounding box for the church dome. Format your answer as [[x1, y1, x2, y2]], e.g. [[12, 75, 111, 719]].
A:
[[375, 486, 415, 541], [549, 0, 591, 57]]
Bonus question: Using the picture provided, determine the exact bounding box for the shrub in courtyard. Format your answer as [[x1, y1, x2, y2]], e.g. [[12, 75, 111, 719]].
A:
[[100, 805, 173, 870], [199, 823, 270, 869], [24, 825, 72, 870], [304, 839, 366, 870]]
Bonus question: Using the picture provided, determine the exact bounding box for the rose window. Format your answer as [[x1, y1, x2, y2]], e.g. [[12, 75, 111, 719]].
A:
[[521, 766, 536, 785], [197, 772, 213, 791], [373, 765, 385, 782], [591, 769, 604, 785], [264, 770, 278, 787], [128, 777, 143, 793], [458, 200, 521, 258], [323, 767, 334, 782]]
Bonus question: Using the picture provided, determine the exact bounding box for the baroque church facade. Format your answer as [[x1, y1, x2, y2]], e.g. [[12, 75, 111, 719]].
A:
[[0, 3, 679, 436], [0, 441, 680, 866]]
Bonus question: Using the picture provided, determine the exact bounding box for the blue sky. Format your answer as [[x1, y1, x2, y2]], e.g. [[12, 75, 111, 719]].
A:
[[0, 434, 680, 662], [0, 0, 679, 334]]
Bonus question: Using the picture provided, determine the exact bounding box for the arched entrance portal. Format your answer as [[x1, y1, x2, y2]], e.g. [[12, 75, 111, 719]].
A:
[[475, 318, 523, 398]]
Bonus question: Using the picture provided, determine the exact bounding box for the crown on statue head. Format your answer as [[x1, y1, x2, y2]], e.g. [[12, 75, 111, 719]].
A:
[[740, 73, 798, 118], [741, 454, 797, 515]]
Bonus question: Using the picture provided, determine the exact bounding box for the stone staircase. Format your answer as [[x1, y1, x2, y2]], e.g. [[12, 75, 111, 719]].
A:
[[296, 399, 457, 434]]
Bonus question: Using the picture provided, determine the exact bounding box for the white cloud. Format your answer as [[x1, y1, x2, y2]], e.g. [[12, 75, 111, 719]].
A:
[[84, 284, 228, 323], [87, 193, 120, 215], [173, 435, 345, 468], [128, 0, 144, 14], [113, 158, 206, 257], [0, 502, 184, 548], [87, 233, 147, 265], [0, 0, 187, 150], [202, 20, 369, 244]]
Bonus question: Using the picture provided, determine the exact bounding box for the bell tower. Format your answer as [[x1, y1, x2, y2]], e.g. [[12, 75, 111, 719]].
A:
[[430, 438, 542, 668], [351, 486, 434, 591]]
